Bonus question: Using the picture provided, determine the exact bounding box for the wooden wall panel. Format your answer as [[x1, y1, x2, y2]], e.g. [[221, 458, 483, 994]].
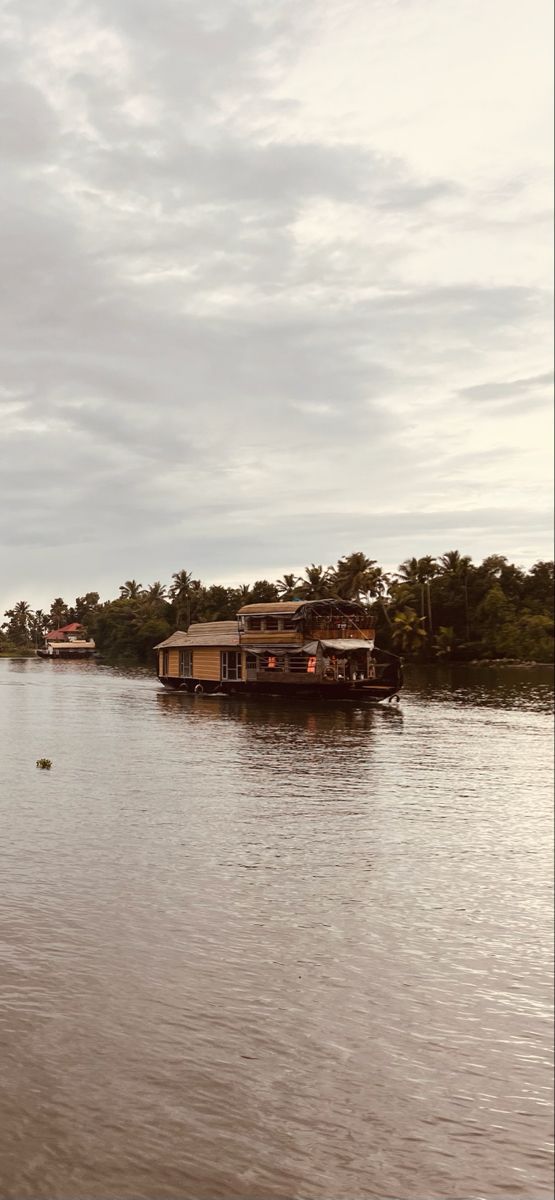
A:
[[167, 649, 180, 677], [239, 631, 302, 645], [193, 648, 222, 681]]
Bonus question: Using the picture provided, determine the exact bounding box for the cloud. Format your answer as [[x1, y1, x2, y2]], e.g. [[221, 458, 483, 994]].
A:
[[458, 371, 554, 406], [0, 0, 552, 608]]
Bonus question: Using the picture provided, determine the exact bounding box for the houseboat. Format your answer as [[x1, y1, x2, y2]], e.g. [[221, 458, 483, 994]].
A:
[[37, 622, 97, 659], [155, 599, 402, 701]]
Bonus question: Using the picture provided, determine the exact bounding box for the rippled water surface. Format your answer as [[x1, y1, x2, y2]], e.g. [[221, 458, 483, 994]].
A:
[[0, 659, 553, 1199]]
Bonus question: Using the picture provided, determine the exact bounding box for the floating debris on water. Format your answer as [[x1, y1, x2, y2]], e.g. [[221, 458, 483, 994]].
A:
[[36, 758, 52, 770]]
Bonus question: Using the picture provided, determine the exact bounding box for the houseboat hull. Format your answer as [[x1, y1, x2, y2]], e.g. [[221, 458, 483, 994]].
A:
[[158, 673, 402, 703]]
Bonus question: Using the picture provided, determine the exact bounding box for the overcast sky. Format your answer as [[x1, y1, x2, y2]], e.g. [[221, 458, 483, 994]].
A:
[[1, 0, 553, 609]]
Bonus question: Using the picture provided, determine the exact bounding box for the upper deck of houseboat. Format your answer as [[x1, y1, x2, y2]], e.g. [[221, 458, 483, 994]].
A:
[[155, 599, 402, 701]]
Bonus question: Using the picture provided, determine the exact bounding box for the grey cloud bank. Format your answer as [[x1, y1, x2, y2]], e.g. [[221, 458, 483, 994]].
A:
[[1, 0, 552, 608]]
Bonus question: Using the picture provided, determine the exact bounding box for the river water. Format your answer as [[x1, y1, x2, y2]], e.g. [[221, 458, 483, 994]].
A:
[[0, 658, 553, 1200]]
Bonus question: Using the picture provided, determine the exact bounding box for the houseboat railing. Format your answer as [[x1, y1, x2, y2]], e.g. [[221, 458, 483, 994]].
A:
[[248, 659, 391, 681]]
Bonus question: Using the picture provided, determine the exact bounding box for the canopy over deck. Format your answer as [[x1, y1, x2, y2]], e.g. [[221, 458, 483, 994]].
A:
[[302, 638, 374, 654], [242, 644, 303, 655], [243, 638, 374, 655], [237, 598, 368, 619]]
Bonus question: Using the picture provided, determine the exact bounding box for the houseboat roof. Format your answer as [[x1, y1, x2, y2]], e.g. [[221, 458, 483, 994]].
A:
[[155, 621, 239, 650], [237, 598, 367, 617], [46, 622, 86, 640], [49, 640, 96, 650], [237, 601, 304, 615]]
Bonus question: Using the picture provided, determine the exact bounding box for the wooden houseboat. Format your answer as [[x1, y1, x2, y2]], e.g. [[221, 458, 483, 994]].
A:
[[37, 622, 97, 659], [155, 600, 402, 701]]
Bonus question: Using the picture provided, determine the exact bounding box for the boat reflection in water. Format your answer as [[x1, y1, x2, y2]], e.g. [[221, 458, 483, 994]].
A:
[[155, 687, 404, 793]]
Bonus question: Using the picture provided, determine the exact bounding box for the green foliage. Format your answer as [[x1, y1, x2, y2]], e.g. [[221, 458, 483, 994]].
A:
[[2, 601, 33, 647], [249, 580, 280, 604], [433, 626, 457, 658], [49, 597, 70, 628], [517, 614, 555, 662], [3, 553, 554, 665], [119, 580, 143, 599], [74, 593, 100, 622], [334, 553, 382, 602], [391, 607, 428, 655], [522, 562, 554, 617], [299, 565, 333, 599], [276, 574, 302, 600]]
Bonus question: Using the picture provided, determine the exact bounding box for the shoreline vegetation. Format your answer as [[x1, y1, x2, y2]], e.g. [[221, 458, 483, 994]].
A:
[[2, 552, 553, 667]]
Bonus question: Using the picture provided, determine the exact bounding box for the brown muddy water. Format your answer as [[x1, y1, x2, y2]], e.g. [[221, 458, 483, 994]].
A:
[[0, 658, 553, 1199]]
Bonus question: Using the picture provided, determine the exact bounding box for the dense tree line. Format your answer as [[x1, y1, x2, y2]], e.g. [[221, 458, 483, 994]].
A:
[[2, 552, 553, 665]]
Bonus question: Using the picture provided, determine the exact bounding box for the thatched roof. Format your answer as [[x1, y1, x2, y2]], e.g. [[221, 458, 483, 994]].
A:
[[155, 621, 239, 650]]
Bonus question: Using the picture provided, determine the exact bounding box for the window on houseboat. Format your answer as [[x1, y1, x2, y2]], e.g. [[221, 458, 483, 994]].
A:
[[179, 649, 193, 676], [221, 651, 242, 681], [161, 650, 169, 675], [245, 654, 257, 671], [246, 617, 263, 630], [265, 616, 279, 630]]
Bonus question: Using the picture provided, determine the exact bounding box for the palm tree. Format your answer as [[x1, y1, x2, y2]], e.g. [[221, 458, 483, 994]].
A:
[[366, 567, 393, 627], [169, 569, 192, 596], [439, 550, 471, 576], [29, 609, 48, 649], [145, 581, 166, 601], [188, 579, 206, 624], [334, 552, 381, 601], [235, 584, 252, 603], [276, 573, 302, 600], [396, 557, 420, 600], [480, 555, 508, 578], [14, 600, 32, 620], [299, 564, 333, 600], [49, 597, 69, 628], [439, 551, 473, 641], [391, 607, 428, 655], [169, 569, 193, 628], [417, 556, 438, 634], [3, 601, 33, 647], [119, 580, 143, 600], [479, 556, 525, 605], [397, 556, 438, 634]]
